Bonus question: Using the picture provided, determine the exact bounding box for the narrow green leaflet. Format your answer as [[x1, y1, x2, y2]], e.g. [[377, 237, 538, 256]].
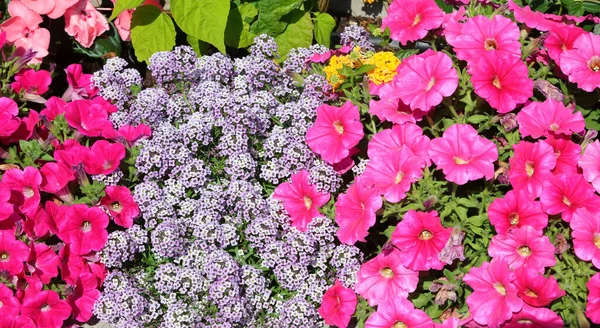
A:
[[110, 0, 144, 20], [225, 3, 258, 49], [170, 0, 230, 53], [275, 11, 314, 59], [313, 12, 335, 48], [131, 5, 176, 63], [250, 0, 303, 36]]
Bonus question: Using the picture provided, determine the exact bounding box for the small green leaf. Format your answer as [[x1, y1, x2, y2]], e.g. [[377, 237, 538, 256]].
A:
[[110, 0, 144, 21], [274, 11, 314, 59], [224, 3, 258, 49], [354, 64, 376, 75], [467, 114, 489, 124], [130, 5, 176, 63], [313, 12, 336, 48], [250, 0, 302, 36], [170, 0, 230, 53]]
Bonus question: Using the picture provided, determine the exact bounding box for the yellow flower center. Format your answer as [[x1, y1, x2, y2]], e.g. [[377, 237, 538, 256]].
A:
[[525, 161, 535, 177], [380, 267, 395, 278], [494, 282, 506, 296], [395, 171, 404, 184], [453, 157, 469, 165], [333, 121, 344, 134], [412, 14, 422, 26], [492, 75, 502, 89], [517, 246, 532, 256], [23, 187, 34, 198], [588, 56, 600, 72], [485, 38, 498, 50], [562, 196, 571, 207], [426, 77, 436, 91], [419, 230, 433, 240], [509, 212, 519, 225], [594, 234, 600, 249], [524, 288, 538, 298], [304, 196, 312, 210], [394, 322, 407, 328], [550, 123, 560, 131]]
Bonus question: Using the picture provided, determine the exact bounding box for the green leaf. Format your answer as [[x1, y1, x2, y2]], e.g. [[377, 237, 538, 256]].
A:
[[187, 35, 211, 56], [224, 3, 258, 49], [434, 0, 453, 13], [170, 0, 230, 53], [313, 12, 335, 48], [467, 114, 489, 124], [250, 0, 303, 36], [354, 64, 376, 75], [584, 0, 600, 13], [110, 0, 144, 20], [130, 5, 176, 63], [274, 11, 314, 59]]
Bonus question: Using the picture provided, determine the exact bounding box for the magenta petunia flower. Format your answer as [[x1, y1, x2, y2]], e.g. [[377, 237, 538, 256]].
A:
[[513, 268, 565, 307], [369, 82, 426, 125], [570, 208, 600, 269], [463, 258, 523, 327], [560, 32, 600, 92], [58, 204, 109, 255], [354, 248, 419, 306], [306, 101, 364, 165], [395, 50, 458, 112], [516, 99, 585, 139], [40, 96, 67, 121], [0, 283, 20, 317], [68, 273, 101, 322], [504, 304, 564, 327], [450, 15, 521, 62], [2, 166, 42, 217], [391, 210, 451, 271], [368, 123, 430, 164], [579, 140, 600, 193], [0, 183, 14, 222], [54, 139, 86, 169], [26, 242, 60, 284], [488, 225, 556, 273], [428, 124, 498, 185], [335, 177, 382, 245], [0, 97, 21, 137], [116, 124, 152, 147], [317, 280, 357, 328], [21, 290, 71, 328], [540, 173, 600, 222], [64, 99, 114, 138], [469, 52, 533, 113], [542, 135, 581, 175], [11, 69, 52, 95], [545, 25, 586, 66], [361, 147, 425, 203], [273, 170, 330, 232], [509, 141, 556, 199], [364, 296, 433, 328], [587, 273, 600, 324], [82, 140, 126, 175], [487, 189, 548, 235], [1, 315, 36, 328], [99, 186, 139, 228], [381, 0, 445, 46], [0, 231, 29, 276], [39, 162, 75, 194]]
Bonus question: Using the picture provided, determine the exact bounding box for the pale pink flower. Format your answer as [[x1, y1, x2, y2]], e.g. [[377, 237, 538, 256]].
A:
[[487, 189, 548, 234], [335, 177, 382, 245], [0, 1, 50, 61], [508, 141, 556, 199], [540, 173, 600, 222], [428, 124, 498, 185], [318, 280, 357, 328], [560, 32, 600, 92], [570, 208, 600, 269], [365, 297, 433, 328], [64, 0, 110, 48], [579, 140, 600, 193], [381, 0, 445, 46], [47, 0, 79, 19], [368, 123, 430, 164], [587, 273, 600, 324], [542, 135, 581, 175], [516, 99, 585, 139], [513, 268, 565, 307], [488, 225, 556, 273]]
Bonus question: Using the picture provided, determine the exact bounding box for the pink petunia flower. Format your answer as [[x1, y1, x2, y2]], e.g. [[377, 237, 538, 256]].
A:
[[64, 0, 110, 48], [513, 268, 565, 307], [361, 147, 425, 203], [508, 0, 594, 32], [64, 64, 98, 100], [354, 248, 419, 306], [99, 186, 139, 228], [428, 124, 498, 185], [0, 183, 14, 222], [82, 140, 126, 175], [306, 101, 364, 164], [450, 15, 521, 62], [21, 290, 71, 328], [469, 52, 534, 113], [40, 162, 75, 194], [0, 231, 29, 275], [273, 170, 330, 232], [541, 173, 600, 222], [318, 280, 357, 328], [116, 124, 152, 147], [54, 139, 86, 169], [488, 225, 556, 273], [579, 140, 600, 193], [587, 273, 600, 324], [64, 99, 114, 138], [395, 50, 458, 112], [381, 0, 445, 46], [58, 204, 109, 255], [542, 135, 581, 175], [335, 177, 382, 245], [40, 97, 68, 121], [463, 258, 523, 327], [545, 25, 586, 66], [391, 210, 451, 271], [516, 99, 585, 139], [570, 208, 600, 269], [369, 82, 425, 124], [487, 189, 548, 235], [68, 273, 101, 322], [0, 283, 20, 317], [3, 109, 39, 145], [0, 1, 50, 61], [26, 242, 60, 284], [2, 166, 42, 216], [560, 32, 600, 92], [11, 69, 52, 95], [0, 97, 20, 138], [440, 6, 466, 44], [58, 245, 90, 286], [364, 296, 433, 328], [368, 123, 431, 164], [503, 304, 564, 327], [509, 141, 556, 199], [2, 315, 36, 328]]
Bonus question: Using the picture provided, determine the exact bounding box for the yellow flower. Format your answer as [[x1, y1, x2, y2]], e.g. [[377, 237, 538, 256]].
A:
[[364, 51, 401, 85], [363, 0, 375, 4], [324, 54, 357, 89]]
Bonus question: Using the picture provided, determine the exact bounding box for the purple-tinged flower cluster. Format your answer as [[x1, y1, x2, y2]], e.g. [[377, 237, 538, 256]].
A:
[[340, 24, 375, 51]]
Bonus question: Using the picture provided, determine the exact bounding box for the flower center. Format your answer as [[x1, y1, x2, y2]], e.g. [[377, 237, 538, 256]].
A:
[[41, 304, 51, 312], [517, 245, 532, 256], [0, 252, 9, 262], [23, 187, 34, 198], [426, 77, 436, 91], [492, 75, 502, 89], [380, 267, 394, 278], [303, 196, 312, 210], [524, 288, 538, 298], [494, 282, 506, 296], [588, 56, 600, 72], [594, 234, 600, 249], [484, 38, 498, 50], [394, 322, 407, 328], [333, 121, 344, 134], [110, 202, 123, 213], [81, 221, 92, 233], [453, 157, 469, 165], [419, 230, 433, 240], [509, 212, 519, 225], [395, 171, 404, 184], [562, 196, 571, 207], [525, 161, 535, 177], [550, 123, 560, 131], [412, 14, 422, 26], [103, 160, 113, 170]]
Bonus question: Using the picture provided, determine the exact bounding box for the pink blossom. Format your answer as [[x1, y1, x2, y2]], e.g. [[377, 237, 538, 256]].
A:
[[47, 0, 79, 19], [503, 304, 563, 327], [0, 231, 28, 275], [58, 245, 90, 286], [487, 189, 548, 234], [450, 15, 521, 62], [40, 162, 75, 194], [0, 183, 14, 222], [23, 206, 49, 240], [354, 248, 419, 306], [0, 1, 50, 61], [587, 273, 600, 324], [318, 280, 357, 328], [391, 210, 451, 271], [306, 101, 364, 164], [361, 147, 425, 203], [64, 0, 110, 48], [369, 82, 425, 124], [560, 32, 600, 92], [469, 52, 533, 113], [4, 110, 39, 144], [2, 316, 36, 328], [516, 99, 585, 138], [463, 258, 523, 327], [0, 283, 20, 317], [509, 141, 556, 199], [368, 123, 430, 165], [2, 167, 42, 216], [114, 7, 134, 41], [11, 69, 52, 95], [0, 97, 20, 137], [335, 177, 382, 245], [541, 173, 600, 222], [58, 204, 109, 255], [545, 25, 586, 66], [21, 290, 71, 328], [579, 140, 600, 193], [82, 140, 126, 175], [273, 170, 330, 232], [99, 186, 139, 228], [395, 50, 458, 111], [542, 135, 581, 175], [64, 64, 98, 100], [513, 268, 565, 307], [571, 208, 600, 269], [68, 273, 101, 322], [440, 6, 465, 44], [20, 0, 56, 15], [382, 0, 445, 46], [116, 124, 152, 147], [428, 124, 498, 185], [26, 242, 60, 284], [40, 97, 68, 121], [488, 225, 556, 273], [64, 99, 115, 137], [364, 296, 433, 328]]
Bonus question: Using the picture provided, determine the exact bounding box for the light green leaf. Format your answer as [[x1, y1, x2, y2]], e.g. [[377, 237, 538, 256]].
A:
[[170, 0, 230, 53], [225, 3, 258, 49], [250, 0, 303, 36], [274, 11, 313, 59], [467, 114, 489, 124], [313, 12, 335, 48], [130, 5, 176, 63], [187, 35, 211, 56], [110, 0, 144, 20]]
